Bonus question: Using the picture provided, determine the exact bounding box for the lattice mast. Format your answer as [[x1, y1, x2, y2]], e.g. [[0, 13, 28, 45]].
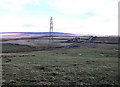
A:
[[49, 17, 53, 48]]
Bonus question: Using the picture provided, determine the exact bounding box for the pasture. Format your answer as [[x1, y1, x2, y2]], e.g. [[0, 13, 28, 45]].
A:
[[1, 36, 119, 86]]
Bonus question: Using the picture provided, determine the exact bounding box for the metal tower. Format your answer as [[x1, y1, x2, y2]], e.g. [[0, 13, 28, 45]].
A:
[[49, 17, 53, 48]]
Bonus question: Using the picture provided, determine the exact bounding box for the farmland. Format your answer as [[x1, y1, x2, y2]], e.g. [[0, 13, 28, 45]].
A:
[[1, 35, 119, 86]]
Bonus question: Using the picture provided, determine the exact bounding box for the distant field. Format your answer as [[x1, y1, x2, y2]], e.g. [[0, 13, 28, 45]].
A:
[[92, 36, 118, 44], [1, 36, 119, 86], [2, 36, 118, 53], [2, 43, 33, 52], [2, 36, 75, 49], [2, 36, 83, 52]]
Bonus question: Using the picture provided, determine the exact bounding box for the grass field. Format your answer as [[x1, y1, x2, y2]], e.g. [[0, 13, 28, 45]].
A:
[[2, 36, 75, 49], [2, 40, 119, 86]]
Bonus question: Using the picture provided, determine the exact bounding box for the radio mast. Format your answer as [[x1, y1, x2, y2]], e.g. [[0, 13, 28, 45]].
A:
[[49, 17, 53, 48]]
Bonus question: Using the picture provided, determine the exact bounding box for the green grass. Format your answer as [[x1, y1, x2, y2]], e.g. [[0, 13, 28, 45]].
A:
[[2, 43, 119, 86], [2, 43, 32, 52]]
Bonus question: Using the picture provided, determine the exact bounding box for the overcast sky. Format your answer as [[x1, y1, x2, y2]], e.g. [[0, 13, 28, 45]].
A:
[[0, 0, 118, 35]]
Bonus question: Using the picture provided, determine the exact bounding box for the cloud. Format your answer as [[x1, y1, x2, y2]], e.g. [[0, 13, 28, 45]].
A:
[[47, 0, 118, 35], [0, 0, 118, 35], [49, 0, 117, 13], [48, 0, 118, 20], [22, 24, 34, 27], [48, 0, 94, 14], [0, 14, 50, 32], [0, 0, 42, 11]]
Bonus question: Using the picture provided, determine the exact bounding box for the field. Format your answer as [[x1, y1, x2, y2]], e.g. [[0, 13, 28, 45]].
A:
[[1, 36, 119, 86]]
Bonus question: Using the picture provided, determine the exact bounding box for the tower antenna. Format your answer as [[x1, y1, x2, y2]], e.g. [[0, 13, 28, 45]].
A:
[[49, 17, 53, 48]]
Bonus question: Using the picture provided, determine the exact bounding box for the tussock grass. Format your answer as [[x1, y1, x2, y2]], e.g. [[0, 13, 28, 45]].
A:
[[2, 43, 118, 86]]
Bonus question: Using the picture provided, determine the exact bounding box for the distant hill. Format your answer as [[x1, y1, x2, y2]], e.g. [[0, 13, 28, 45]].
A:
[[1, 32, 73, 35], [1, 32, 74, 39]]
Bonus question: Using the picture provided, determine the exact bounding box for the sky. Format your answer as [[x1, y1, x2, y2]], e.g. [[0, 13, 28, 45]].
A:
[[0, 0, 118, 35]]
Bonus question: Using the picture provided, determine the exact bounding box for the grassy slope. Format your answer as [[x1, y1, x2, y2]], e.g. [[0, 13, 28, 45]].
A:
[[2, 43, 32, 52], [2, 44, 118, 85]]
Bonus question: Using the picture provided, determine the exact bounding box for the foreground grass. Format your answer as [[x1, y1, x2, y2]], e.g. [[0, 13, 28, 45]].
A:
[[2, 44, 118, 86]]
